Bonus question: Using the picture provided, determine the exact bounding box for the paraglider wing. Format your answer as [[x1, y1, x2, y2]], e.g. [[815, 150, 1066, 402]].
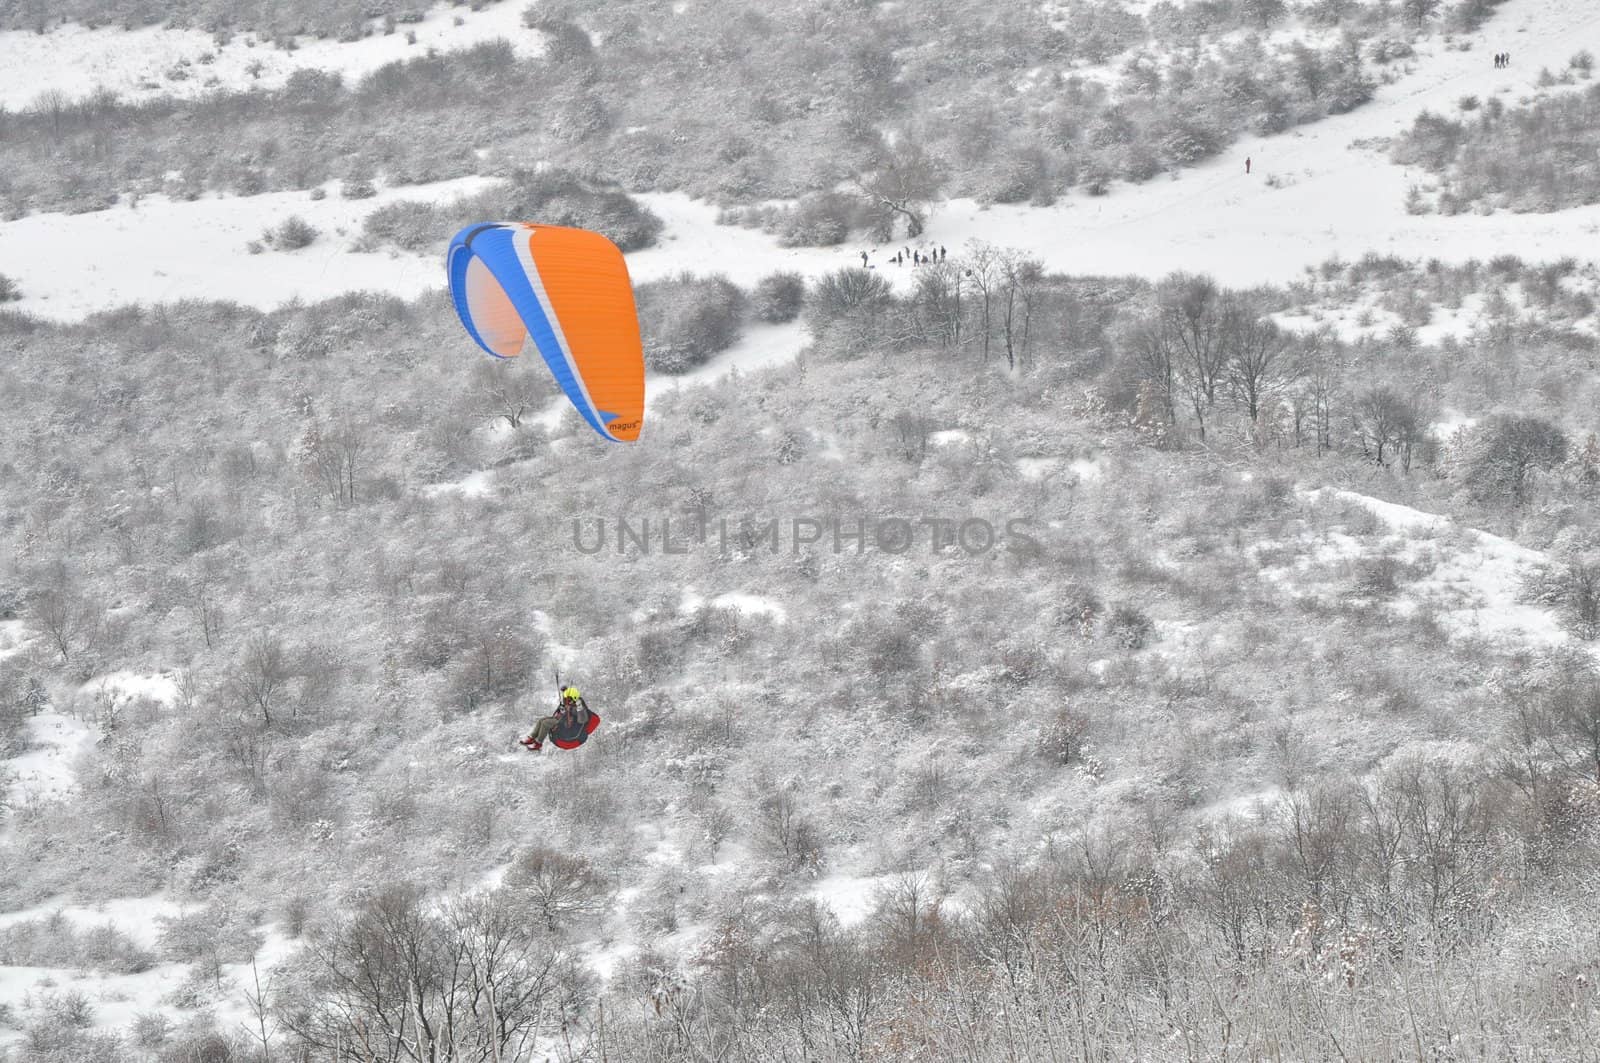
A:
[[447, 223, 644, 442]]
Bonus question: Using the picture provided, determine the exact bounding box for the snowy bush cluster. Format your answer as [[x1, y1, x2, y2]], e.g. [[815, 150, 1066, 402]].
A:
[[360, 168, 664, 253], [1, 0, 1474, 220], [0, 0, 434, 40], [1396, 82, 1600, 214], [636, 273, 747, 374]]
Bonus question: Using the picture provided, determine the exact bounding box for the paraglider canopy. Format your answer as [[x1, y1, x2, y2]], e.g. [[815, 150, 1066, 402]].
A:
[[447, 222, 645, 443]]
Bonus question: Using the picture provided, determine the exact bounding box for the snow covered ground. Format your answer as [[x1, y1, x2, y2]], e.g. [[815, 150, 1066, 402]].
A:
[[0, 895, 183, 945], [0, 177, 498, 320], [1285, 488, 1568, 647], [680, 590, 788, 624], [811, 870, 916, 928], [3, 712, 96, 811], [0, 0, 542, 110], [6, 0, 1600, 322]]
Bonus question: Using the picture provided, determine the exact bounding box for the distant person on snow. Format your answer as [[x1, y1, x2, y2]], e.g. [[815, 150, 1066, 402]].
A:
[[520, 686, 591, 751], [860, 251, 869, 268], [1245, 156, 1252, 174], [939, 245, 947, 261]]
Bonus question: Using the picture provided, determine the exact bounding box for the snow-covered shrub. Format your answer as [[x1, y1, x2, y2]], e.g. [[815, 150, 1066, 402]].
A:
[[778, 191, 857, 247], [0, 918, 156, 974], [636, 274, 746, 374], [1368, 36, 1414, 63], [805, 267, 893, 329], [1326, 69, 1377, 114], [751, 271, 806, 323], [981, 148, 1050, 205], [1107, 604, 1154, 649], [502, 168, 663, 251], [1350, 556, 1403, 599], [131, 1012, 171, 1050], [268, 215, 318, 250], [340, 175, 376, 199], [1038, 706, 1091, 765], [358, 200, 440, 252], [0, 273, 19, 301], [1525, 555, 1600, 640]]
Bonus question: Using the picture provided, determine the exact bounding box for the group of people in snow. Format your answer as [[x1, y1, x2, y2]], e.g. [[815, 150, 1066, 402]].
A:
[[1493, 51, 1512, 68], [859, 245, 948, 269]]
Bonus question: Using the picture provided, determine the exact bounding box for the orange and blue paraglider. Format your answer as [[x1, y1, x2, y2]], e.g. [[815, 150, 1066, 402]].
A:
[[447, 223, 644, 442]]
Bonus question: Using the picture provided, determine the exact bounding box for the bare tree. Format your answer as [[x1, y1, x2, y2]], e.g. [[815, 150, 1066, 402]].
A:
[[32, 87, 69, 140], [963, 241, 1002, 361], [29, 579, 103, 663], [758, 788, 822, 871], [1468, 415, 1568, 507], [503, 846, 610, 931], [1544, 669, 1600, 785], [1222, 298, 1296, 429], [1353, 387, 1420, 468], [280, 883, 582, 1063], [999, 250, 1045, 370], [229, 631, 291, 727], [853, 138, 943, 238], [890, 410, 930, 463], [911, 261, 964, 347], [1158, 274, 1229, 440], [475, 361, 547, 431], [1293, 328, 1344, 455], [302, 419, 366, 506], [1127, 316, 1178, 430], [174, 566, 227, 650]]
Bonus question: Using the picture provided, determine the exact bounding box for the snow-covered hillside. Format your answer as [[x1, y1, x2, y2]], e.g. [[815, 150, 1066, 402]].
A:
[[0, 0, 542, 110], [5, 0, 1600, 1058], [4, 0, 1600, 317]]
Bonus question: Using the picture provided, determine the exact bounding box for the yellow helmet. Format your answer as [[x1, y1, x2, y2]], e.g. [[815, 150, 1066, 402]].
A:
[[562, 686, 580, 701]]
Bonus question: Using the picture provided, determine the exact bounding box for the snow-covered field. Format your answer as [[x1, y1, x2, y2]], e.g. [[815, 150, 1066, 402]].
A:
[[3, 713, 96, 811], [5, 0, 1600, 321], [0, 0, 542, 110], [0, 177, 498, 320], [1273, 488, 1570, 648]]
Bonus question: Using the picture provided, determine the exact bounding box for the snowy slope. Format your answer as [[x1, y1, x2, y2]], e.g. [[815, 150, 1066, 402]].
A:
[[5, 0, 1600, 319], [0, 177, 498, 319], [0, 0, 542, 110], [1291, 488, 1569, 647]]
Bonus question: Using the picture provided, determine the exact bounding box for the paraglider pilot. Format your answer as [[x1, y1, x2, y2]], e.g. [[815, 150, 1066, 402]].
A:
[[521, 685, 592, 751]]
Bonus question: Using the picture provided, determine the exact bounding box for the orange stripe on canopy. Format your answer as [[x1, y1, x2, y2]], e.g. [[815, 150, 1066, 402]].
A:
[[521, 224, 645, 442]]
